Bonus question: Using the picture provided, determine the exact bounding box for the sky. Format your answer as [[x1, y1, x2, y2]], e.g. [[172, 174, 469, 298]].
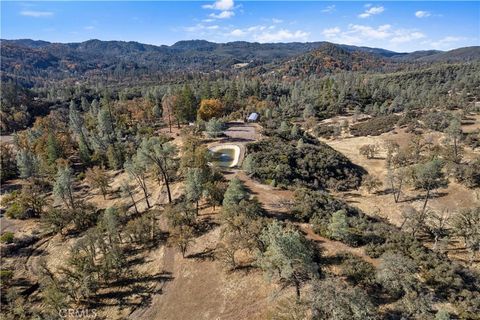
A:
[[1, 1, 479, 52]]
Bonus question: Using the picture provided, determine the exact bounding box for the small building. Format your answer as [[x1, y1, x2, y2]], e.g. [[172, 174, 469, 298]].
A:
[[247, 112, 259, 122]]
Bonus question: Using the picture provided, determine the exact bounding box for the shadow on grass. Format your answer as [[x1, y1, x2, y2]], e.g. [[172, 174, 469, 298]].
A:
[[187, 247, 215, 261], [92, 271, 174, 310]]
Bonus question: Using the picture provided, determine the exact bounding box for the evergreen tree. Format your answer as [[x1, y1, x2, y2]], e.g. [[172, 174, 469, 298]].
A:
[[222, 177, 248, 209], [46, 133, 62, 165], [185, 167, 205, 215], [328, 210, 349, 241], [16, 149, 38, 179], [53, 166, 75, 209], [257, 221, 318, 298], [152, 104, 162, 121], [205, 118, 224, 138]]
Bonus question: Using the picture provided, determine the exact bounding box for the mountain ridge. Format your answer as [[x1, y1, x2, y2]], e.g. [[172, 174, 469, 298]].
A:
[[1, 38, 479, 86]]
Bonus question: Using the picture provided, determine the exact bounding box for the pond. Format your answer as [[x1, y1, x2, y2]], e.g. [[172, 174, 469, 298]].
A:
[[211, 148, 237, 167]]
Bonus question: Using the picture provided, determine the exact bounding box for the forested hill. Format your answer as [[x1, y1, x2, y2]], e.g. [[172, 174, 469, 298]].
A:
[[1, 39, 480, 86]]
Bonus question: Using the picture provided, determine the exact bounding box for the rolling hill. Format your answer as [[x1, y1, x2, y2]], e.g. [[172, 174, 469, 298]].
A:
[[1, 39, 479, 86]]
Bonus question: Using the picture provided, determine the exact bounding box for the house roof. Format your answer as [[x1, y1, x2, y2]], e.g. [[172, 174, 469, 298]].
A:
[[248, 112, 259, 121]]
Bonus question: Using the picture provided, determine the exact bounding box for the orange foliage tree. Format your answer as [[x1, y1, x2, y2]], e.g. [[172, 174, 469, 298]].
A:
[[197, 99, 224, 121]]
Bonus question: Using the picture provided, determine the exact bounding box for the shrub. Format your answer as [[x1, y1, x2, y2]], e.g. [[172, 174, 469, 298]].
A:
[[350, 115, 399, 136], [246, 134, 364, 191], [314, 124, 338, 138], [339, 253, 376, 286], [0, 232, 15, 244], [421, 111, 453, 132], [5, 202, 24, 219], [205, 118, 224, 138], [359, 144, 379, 159]]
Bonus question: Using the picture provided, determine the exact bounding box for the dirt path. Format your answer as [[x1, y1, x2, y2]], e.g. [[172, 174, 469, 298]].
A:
[[129, 245, 176, 319], [129, 223, 277, 320]]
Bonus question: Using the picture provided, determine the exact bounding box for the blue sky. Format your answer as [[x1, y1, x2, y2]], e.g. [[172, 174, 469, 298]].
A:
[[1, 1, 479, 52]]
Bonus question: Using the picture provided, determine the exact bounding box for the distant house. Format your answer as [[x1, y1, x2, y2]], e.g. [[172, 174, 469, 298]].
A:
[[247, 112, 259, 122]]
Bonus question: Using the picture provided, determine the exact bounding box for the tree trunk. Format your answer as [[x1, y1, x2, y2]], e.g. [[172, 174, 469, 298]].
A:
[[161, 171, 173, 204], [395, 178, 404, 203], [150, 212, 155, 240], [422, 189, 431, 213], [130, 193, 139, 215], [168, 113, 172, 133], [389, 179, 398, 203], [142, 186, 151, 209], [453, 137, 458, 161], [295, 280, 301, 299]]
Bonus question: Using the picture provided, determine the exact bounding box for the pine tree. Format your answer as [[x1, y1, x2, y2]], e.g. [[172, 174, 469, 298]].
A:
[[222, 177, 248, 209], [16, 149, 38, 179], [328, 210, 349, 241], [46, 133, 62, 165], [152, 104, 162, 121], [205, 118, 224, 138], [53, 166, 75, 209], [185, 168, 205, 215]]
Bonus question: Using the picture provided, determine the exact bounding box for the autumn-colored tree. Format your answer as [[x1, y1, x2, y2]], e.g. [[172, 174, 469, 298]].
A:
[[85, 166, 111, 199], [197, 99, 224, 121]]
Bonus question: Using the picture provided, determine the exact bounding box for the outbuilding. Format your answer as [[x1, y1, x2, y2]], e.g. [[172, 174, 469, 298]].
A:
[[247, 112, 259, 122]]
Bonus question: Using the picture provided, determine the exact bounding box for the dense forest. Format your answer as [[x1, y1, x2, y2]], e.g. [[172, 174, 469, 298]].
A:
[[1, 39, 480, 320]]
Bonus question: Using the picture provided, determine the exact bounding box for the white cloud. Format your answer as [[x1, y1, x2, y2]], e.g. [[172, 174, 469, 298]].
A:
[[246, 25, 267, 33], [322, 24, 427, 49], [202, 0, 234, 11], [20, 10, 54, 17], [202, 0, 237, 19], [225, 24, 309, 42], [209, 10, 235, 19], [84, 26, 95, 30], [349, 24, 392, 39], [428, 36, 467, 49], [390, 30, 426, 43], [415, 11, 431, 18], [230, 29, 246, 37], [321, 5, 336, 13], [185, 23, 221, 33], [322, 27, 341, 37], [358, 6, 384, 18], [272, 18, 283, 24], [254, 29, 309, 43]]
